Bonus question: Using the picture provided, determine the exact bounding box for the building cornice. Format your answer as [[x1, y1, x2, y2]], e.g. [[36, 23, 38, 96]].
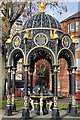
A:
[[60, 11, 80, 23]]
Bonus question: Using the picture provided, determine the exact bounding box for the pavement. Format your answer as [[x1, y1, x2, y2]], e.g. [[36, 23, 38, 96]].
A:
[[1, 98, 80, 120], [1, 109, 80, 120]]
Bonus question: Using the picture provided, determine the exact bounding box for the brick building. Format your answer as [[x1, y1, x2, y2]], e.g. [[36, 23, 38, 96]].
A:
[[60, 11, 80, 93]]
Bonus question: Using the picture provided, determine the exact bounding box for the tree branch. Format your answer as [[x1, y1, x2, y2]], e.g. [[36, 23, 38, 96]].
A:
[[11, 2, 27, 23], [1, 10, 6, 17], [9, 2, 13, 20]]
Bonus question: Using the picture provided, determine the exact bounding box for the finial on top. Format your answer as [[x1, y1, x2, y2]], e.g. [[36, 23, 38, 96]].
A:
[[37, 2, 48, 13]]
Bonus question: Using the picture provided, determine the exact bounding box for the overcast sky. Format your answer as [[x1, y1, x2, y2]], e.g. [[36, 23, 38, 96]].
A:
[[45, 1, 80, 22]]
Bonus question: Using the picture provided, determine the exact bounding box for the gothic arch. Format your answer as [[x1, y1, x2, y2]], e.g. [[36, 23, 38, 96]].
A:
[[8, 48, 25, 66], [26, 46, 56, 65], [57, 48, 75, 67]]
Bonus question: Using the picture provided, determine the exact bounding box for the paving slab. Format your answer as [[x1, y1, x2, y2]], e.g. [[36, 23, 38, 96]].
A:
[[1, 110, 80, 120]]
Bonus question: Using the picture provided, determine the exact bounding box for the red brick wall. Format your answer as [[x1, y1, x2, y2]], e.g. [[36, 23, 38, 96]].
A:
[[58, 59, 69, 94], [61, 17, 80, 94], [76, 51, 80, 58], [61, 18, 80, 37]]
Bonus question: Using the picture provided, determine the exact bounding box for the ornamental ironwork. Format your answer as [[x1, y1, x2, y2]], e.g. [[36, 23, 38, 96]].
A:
[[61, 34, 72, 48], [34, 33, 48, 46]]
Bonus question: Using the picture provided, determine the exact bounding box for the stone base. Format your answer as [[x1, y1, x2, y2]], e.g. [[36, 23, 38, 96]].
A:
[[22, 108, 30, 120], [12, 103, 16, 112], [4, 105, 12, 116], [52, 108, 60, 119], [68, 103, 71, 113], [70, 106, 77, 117]]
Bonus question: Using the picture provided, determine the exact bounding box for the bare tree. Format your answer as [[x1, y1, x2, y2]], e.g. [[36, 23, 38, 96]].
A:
[[22, 0, 67, 20], [0, 0, 27, 99], [48, 0, 67, 15], [1, 0, 27, 43]]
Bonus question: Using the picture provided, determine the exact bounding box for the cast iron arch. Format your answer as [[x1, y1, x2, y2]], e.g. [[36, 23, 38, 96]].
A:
[[8, 48, 25, 66], [57, 48, 75, 67], [26, 46, 56, 66]]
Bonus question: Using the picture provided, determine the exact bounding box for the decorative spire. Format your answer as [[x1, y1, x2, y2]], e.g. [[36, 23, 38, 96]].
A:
[[6, 35, 13, 43], [50, 29, 59, 39], [71, 35, 78, 44], [24, 30, 29, 39], [24, 29, 33, 39], [37, 2, 48, 13]]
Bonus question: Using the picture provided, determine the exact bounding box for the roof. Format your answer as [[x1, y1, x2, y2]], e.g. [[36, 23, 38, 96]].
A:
[[22, 13, 62, 30], [61, 11, 80, 23]]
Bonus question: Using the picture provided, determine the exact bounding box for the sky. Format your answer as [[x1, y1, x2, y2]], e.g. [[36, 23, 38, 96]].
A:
[[45, 1, 80, 22], [19, 0, 80, 23]]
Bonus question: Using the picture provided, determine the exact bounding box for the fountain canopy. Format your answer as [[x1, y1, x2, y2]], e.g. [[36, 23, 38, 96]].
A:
[[23, 13, 62, 31]]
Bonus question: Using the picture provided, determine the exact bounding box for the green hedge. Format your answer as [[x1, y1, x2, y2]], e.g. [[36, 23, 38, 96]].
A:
[[76, 91, 80, 94]]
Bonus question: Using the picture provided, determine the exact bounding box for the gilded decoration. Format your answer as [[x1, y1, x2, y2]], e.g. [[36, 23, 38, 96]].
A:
[[6, 35, 13, 43], [37, 2, 48, 13]]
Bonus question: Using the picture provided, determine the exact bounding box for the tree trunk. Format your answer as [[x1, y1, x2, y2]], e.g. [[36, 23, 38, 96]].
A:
[[1, 18, 14, 100], [0, 43, 7, 100], [1, 50, 7, 100], [0, 45, 6, 100], [0, 46, 2, 100], [2, 54, 7, 100]]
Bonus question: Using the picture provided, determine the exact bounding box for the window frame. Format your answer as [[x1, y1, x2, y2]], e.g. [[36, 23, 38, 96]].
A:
[[70, 22, 74, 32], [67, 24, 70, 33], [76, 21, 80, 32], [76, 58, 80, 70]]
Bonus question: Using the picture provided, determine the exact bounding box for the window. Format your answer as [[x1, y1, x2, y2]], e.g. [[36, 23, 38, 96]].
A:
[[76, 38, 80, 50], [70, 23, 74, 32], [76, 58, 80, 70], [58, 79, 60, 92], [68, 24, 69, 33], [15, 81, 24, 88], [76, 81, 80, 88], [76, 22, 80, 32]]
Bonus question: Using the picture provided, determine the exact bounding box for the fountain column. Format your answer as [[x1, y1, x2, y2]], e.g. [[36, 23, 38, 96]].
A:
[[52, 64, 60, 119], [5, 66, 12, 116]]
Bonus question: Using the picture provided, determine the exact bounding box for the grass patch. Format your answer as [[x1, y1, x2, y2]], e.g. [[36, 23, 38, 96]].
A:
[[0, 98, 24, 110], [58, 103, 80, 110], [16, 99, 24, 109], [58, 104, 68, 110], [0, 100, 6, 110], [0, 98, 80, 110], [77, 104, 80, 109]]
